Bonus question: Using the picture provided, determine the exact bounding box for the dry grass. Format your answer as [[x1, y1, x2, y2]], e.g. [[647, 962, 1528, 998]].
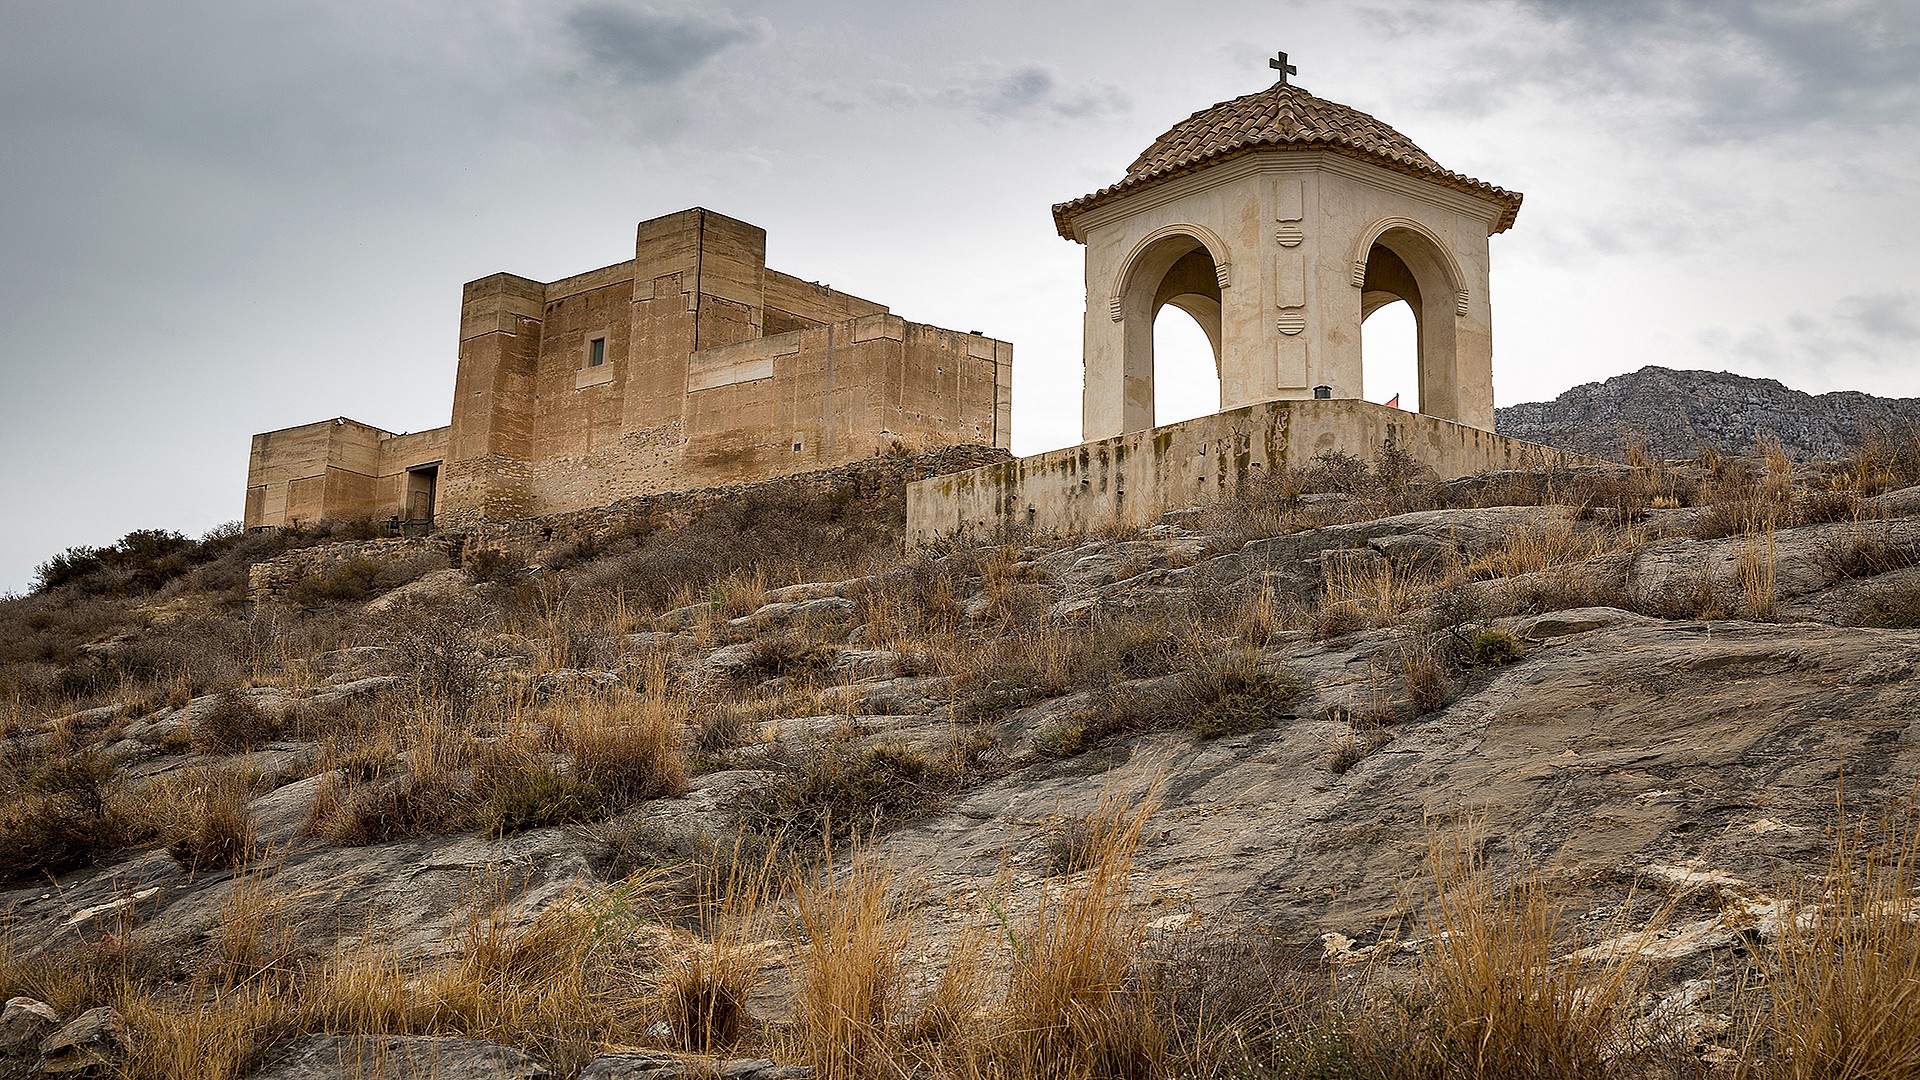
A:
[[790, 849, 916, 1078], [1741, 803, 1920, 1080], [539, 683, 690, 804], [1317, 557, 1430, 638], [1419, 828, 1668, 1080], [658, 836, 779, 1053], [1741, 529, 1780, 620], [1000, 783, 1163, 1080]]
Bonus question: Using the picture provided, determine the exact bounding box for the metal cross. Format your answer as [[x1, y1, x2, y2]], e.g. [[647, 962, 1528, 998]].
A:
[[1270, 51, 1298, 85]]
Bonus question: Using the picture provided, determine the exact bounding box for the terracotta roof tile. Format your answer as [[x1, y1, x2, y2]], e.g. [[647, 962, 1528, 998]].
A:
[[1052, 83, 1522, 240]]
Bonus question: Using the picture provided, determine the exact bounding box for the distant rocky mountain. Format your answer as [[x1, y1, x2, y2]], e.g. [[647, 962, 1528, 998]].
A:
[[1495, 366, 1920, 461]]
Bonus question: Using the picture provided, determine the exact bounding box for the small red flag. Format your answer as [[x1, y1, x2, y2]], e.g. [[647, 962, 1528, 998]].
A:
[[1384, 393, 1401, 409]]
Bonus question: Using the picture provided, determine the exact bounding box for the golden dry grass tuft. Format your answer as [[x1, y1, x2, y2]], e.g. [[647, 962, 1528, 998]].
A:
[[1419, 827, 1667, 1080], [1742, 803, 1920, 1080], [999, 784, 1164, 1080], [790, 848, 916, 1078]]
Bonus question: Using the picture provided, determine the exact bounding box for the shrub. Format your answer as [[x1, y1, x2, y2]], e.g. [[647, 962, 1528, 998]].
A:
[[1458, 627, 1525, 668], [190, 691, 280, 754], [738, 734, 989, 847], [1182, 650, 1298, 739], [166, 777, 256, 871], [483, 767, 603, 838], [1848, 577, 1920, 628], [0, 750, 125, 880], [736, 630, 841, 682]]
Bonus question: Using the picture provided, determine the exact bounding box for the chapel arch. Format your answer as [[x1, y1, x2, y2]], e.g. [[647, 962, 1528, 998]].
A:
[[1355, 222, 1467, 423], [1113, 229, 1227, 433]]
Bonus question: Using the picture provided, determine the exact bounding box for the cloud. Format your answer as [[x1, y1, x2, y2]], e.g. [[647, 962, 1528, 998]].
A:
[[563, 2, 771, 87], [1519, 0, 1920, 140], [1708, 291, 1920, 392], [875, 64, 1130, 121]]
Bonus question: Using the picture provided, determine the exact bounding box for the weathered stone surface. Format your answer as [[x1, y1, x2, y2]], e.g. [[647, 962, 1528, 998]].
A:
[[249, 1034, 548, 1079], [366, 568, 475, 614], [732, 596, 856, 629], [38, 1007, 129, 1074], [0, 998, 57, 1060]]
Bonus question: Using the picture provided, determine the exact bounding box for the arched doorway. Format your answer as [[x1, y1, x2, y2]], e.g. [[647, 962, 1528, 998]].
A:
[[1356, 225, 1464, 421], [1116, 232, 1223, 433], [1362, 299, 1417, 411], [1154, 305, 1219, 426]]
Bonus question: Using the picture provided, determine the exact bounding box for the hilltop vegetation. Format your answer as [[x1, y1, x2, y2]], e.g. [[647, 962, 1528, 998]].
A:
[[3, 435, 1920, 1079]]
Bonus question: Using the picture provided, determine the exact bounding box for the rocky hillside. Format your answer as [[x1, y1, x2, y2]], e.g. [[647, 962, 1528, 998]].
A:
[[3, 446, 1920, 1079], [1496, 365, 1920, 461]]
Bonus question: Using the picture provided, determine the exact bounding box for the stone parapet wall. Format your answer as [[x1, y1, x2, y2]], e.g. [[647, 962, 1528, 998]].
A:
[[906, 400, 1599, 544], [247, 536, 464, 604], [469, 446, 1009, 568]]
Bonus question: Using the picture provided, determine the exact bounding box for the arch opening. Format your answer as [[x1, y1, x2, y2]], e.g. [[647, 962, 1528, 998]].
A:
[[1362, 299, 1417, 412], [1357, 226, 1462, 421], [1153, 304, 1219, 427], [1116, 232, 1223, 434]]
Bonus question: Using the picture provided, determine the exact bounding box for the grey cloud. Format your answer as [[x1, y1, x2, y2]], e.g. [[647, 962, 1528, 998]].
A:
[[1710, 290, 1920, 389], [564, 2, 771, 87], [1519, 0, 1920, 139], [876, 64, 1130, 121]]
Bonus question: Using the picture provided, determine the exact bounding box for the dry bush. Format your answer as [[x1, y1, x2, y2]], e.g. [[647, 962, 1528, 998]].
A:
[[736, 628, 843, 682], [1419, 829, 1666, 1080], [1180, 646, 1299, 738], [1846, 576, 1920, 628], [0, 748, 127, 880], [738, 732, 991, 848], [1000, 784, 1163, 1080], [1841, 418, 1920, 493], [1812, 517, 1920, 582], [163, 769, 258, 871], [790, 849, 916, 1077], [189, 690, 280, 753], [1741, 806, 1920, 1080], [541, 689, 689, 805]]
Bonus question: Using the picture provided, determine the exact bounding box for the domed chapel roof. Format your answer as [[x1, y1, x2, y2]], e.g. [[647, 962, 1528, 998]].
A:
[[1051, 78, 1523, 239]]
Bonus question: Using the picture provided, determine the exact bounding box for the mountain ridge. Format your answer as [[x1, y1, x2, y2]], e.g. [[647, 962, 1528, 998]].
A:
[[1495, 364, 1920, 461]]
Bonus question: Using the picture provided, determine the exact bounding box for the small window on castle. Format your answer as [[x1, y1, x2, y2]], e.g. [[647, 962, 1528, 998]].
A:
[[587, 337, 606, 367]]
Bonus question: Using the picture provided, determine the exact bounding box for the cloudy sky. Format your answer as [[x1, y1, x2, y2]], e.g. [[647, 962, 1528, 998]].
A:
[[2, 0, 1916, 592]]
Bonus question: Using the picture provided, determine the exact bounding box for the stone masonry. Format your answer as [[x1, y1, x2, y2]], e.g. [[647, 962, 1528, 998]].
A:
[[244, 208, 1013, 531]]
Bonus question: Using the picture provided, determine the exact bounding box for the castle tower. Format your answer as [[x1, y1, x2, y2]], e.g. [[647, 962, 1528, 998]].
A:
[[1053, 58, 1523, 439]]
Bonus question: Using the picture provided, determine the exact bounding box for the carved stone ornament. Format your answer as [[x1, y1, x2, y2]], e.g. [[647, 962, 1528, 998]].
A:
[[1276, 312, 1307, 335], [1275, 225, 1304, 248]]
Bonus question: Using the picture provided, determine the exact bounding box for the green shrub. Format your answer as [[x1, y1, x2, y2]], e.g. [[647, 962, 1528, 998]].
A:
[[1458, 628, 1526, 668], [483, 767, 604, 837], [0, 751, 126, 880], [1183, 652, 1299, 739]]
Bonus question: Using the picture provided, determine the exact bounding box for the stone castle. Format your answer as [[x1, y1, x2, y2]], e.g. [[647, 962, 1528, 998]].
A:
[[247, 59, 1580, 540], [243, 208, 1011, 530]]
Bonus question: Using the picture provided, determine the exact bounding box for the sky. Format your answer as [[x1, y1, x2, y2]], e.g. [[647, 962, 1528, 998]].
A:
[[1, 0, 1916, 593]]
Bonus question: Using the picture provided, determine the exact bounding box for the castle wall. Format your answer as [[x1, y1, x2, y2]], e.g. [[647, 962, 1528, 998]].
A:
[[905, 399, 1592, 543], [250, 208, 1010, 530], [244, 419, 449, 529]]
